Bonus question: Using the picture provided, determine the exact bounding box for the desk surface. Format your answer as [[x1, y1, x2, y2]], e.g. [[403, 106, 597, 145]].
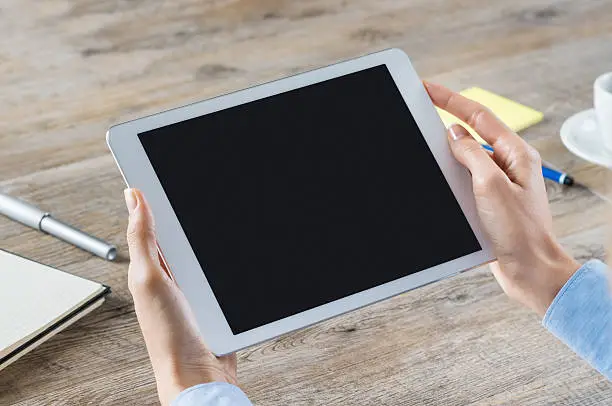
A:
[[1, 0, 611, 404]]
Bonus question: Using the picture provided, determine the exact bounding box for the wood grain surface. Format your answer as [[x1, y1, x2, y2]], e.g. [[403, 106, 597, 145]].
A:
[[1, 0, 612, 404]]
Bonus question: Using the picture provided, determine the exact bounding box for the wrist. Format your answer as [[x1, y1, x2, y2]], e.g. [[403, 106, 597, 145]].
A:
[[156, 363, 233, 405], [531, 234, 580, 317]]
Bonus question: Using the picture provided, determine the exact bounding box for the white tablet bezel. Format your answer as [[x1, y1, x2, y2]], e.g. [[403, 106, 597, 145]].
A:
[[107, 48, 495, 355]]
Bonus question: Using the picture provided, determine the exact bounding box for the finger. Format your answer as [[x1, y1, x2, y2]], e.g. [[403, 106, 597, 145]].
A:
[[124, 188, 173, 296], [424, 82, 522, 150], [425, 82, 540, 185], [448, 124, 510, 189], [125, 188, 159, 267]]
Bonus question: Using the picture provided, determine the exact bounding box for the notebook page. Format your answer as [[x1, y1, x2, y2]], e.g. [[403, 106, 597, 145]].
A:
[[0, 250, 103, 356]]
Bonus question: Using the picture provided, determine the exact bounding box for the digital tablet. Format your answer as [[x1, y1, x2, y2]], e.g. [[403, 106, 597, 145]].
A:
[[107, 48, 494, 355]]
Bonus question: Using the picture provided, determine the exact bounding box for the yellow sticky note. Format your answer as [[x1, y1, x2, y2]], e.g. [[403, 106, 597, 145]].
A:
[[436, 87, 544, 145]]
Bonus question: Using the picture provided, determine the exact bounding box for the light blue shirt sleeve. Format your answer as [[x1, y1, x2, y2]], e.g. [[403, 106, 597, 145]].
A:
[[543, 259, 612, 380], [171, 382, 252, 406]]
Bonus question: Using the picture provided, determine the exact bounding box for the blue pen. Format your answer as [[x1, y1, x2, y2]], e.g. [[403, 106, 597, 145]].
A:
[[481, 144, 574, 186]]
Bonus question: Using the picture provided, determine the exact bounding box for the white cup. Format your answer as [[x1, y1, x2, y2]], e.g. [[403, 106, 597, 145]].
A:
[[595, 72, 612, 151]]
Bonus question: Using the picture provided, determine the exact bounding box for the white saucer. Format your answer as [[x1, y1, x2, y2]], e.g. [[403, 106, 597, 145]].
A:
[[560, 108, 612, 169]]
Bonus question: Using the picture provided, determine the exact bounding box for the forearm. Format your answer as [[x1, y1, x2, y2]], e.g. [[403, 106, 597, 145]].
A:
[[543, 259, 612, 380]]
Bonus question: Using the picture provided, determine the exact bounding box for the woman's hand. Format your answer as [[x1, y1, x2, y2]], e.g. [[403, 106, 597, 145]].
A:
[[425, 82, 580, 317], [124, 188, 237, 406]]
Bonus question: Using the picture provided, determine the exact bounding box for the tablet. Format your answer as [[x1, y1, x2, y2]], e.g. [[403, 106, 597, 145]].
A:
[[107, 48, 494, 355]]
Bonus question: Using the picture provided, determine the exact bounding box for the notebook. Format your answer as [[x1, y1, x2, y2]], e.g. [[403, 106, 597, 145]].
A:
[[0, 249, 109, 370], [436, 87, 544, 143]]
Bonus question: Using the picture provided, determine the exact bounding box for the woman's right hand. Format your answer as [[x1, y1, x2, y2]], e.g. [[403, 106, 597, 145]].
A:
[[425, 82, 580, 317]]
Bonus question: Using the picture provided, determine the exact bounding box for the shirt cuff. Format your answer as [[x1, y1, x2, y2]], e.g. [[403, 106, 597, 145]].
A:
[[171, 382, 253, 406], [543, 259, 612, 380]]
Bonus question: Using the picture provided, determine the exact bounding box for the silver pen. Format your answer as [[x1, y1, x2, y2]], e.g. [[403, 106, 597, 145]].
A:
[[0, 192, 117, 261]]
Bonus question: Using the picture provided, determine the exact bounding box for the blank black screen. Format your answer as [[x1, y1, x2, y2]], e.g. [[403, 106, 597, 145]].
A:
[[139, 65, 481, 334]]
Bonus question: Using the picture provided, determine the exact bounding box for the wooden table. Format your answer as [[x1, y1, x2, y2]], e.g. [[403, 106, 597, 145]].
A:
[[1, 0, 611, 404]]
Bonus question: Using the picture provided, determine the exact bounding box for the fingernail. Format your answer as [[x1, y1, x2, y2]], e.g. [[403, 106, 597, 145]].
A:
[[448, 124, 466, 141], [124, 189, 138, 215]]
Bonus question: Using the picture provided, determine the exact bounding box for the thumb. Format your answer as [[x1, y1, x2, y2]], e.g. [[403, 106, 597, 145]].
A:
[[447, 124, 507, 187], [125, 189, 167, 291]]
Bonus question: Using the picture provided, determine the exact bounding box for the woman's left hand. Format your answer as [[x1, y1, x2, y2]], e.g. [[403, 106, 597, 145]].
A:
[[124, 188, 238, 406]]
